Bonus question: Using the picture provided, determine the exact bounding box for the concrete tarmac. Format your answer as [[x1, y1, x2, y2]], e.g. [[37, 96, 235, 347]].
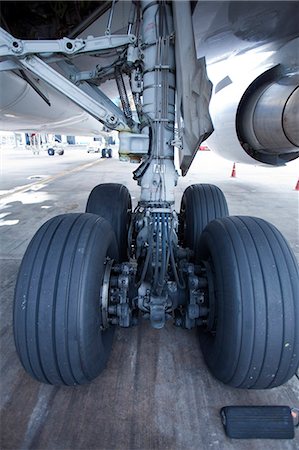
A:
[[1, 146, 299, 450]]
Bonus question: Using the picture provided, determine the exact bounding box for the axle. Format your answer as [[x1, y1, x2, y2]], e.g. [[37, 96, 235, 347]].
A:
[[99, 207, 215, 331]]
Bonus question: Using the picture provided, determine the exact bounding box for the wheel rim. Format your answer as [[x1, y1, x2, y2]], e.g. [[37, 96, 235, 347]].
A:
[[100, 258, 114, 329]]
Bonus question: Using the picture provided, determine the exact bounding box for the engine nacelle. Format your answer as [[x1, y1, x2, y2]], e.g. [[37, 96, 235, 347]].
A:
[[207, 46, 299, 166], [236, 65, 299, 165]]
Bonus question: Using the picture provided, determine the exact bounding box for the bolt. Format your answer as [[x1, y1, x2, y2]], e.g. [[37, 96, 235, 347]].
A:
[[12, 40, 23, 53], [108, 116, 117, 124], [174, 317, 183, 327]]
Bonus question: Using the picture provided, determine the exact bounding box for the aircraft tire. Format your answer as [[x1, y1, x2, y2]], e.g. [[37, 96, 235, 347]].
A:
[[197, 216, 299, 389], [86, 183, 132, 261], [179, 184, 228, 254], [13, 213, 118, 385], [47, 148, 55, 156]]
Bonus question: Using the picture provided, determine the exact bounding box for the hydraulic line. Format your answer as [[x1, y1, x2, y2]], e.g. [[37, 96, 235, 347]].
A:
[[132, 91, 142, 121], [115, 67, 134, 128], [135, 222, 153, 288], [151, 212, 173, 295], [127, 2, 136, 34], [106, 0, 117, 34], [158, 213, 167, 295], [133, 119, 154, 180], [153, 215, 160, 292], [167, 218, 185, 290]]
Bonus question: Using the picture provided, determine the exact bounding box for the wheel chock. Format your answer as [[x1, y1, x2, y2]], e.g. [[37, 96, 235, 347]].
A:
[[220, 406, 297, 439]]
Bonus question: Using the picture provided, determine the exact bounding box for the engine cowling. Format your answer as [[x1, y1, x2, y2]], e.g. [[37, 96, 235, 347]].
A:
[[207, 52, 299, 166], [236, 65, 299, 165]]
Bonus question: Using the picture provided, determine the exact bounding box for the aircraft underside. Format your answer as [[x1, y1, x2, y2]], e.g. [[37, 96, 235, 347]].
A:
[[0, 1, 298, 388]]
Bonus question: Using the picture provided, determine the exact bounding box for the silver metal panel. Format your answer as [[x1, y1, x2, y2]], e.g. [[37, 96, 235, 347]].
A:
[[173, 1, 213, 176]]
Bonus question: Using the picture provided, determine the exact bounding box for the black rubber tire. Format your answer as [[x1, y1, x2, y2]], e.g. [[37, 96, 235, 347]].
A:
[[101, 148, 107, 158], [86, 183, 132, 261], [57, 149, 64, 155], [180, 184, 229, 253], [13, 213, 118, 385], [197, 216, 299, 389], [47, 148, 55, 156]]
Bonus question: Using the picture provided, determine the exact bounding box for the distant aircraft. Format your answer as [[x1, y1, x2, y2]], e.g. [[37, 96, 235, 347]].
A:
[[1, 1, 298, 388]]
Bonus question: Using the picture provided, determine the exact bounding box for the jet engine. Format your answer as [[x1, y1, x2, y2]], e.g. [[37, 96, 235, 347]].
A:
[[236, 65, 299, 165], [206, 33, 299, 167]]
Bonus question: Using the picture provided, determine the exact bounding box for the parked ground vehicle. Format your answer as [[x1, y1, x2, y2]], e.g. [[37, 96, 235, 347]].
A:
[[101, 147, 112, 158]]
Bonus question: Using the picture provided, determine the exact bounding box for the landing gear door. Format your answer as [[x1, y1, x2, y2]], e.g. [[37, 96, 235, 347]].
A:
[[173, 1, 214, 176]]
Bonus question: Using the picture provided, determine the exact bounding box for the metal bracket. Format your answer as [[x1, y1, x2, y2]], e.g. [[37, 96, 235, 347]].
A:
[[171, 138, 182, 149], [0, 26, 139, 132], [0, 26, 136, 58], [149, 295, 168, 329], [182, 263, 209, 329], [69, 68, 108, 84], [109, 263, 136, 328], [18, 55, 133, 131], [57, 59, 139, 132]]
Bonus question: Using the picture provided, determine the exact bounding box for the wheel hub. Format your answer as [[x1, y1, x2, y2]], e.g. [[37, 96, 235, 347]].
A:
[[99, 247, 212, 331]]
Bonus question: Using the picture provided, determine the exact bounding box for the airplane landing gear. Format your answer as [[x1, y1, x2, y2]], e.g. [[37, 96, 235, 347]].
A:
[[12, 0, 299, 390], [13, 199, 299, 387]]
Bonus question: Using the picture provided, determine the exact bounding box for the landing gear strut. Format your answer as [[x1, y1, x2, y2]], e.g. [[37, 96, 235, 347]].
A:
[[13, 0, 299, 388]]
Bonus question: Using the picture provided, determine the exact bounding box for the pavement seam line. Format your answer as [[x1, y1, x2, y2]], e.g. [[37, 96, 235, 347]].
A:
[[0, 158, 106, 200]]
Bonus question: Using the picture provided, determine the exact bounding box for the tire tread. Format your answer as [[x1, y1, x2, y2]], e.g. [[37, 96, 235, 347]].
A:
[[14, 213, 118, 385], [198, 216, 299, 389], [180, 184, 229, 253]]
